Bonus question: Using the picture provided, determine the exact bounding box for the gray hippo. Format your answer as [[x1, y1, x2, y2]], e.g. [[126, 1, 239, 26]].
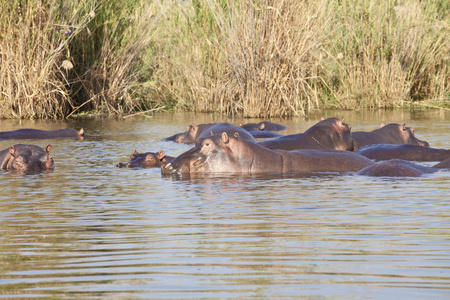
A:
[[0, 144, 54, 172], [357, 159, 449, 177], [240, 121, 287, 131], [356, 144, 450, 162], [116, 150, 174, 168], [161, 131, 372, 175], [258, 117, 355, 151], [0, 128, 84, 140], [352, 123, 428, 149]]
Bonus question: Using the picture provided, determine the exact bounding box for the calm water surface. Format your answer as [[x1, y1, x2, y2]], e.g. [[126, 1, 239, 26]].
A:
[[0, 110, 449, 299]]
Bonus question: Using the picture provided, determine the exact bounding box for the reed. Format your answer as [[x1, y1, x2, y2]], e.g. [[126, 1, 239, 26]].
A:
[[0, 0, 448, 119], [147, 0, 449, 117], [0, 0, 72, 118]]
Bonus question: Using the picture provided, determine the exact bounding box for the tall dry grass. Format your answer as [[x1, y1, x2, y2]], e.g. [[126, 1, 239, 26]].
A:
[[148, 0, 449, 117], [0, 0, 448, 119], [0, 0, 74, 118]]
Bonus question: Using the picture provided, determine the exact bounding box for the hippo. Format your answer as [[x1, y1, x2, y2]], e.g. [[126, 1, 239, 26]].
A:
[[0, 128, 84, 140], [258, 117, 355, 151], [434, 158, 450, 169], [0, 144, 54, 172], [174, 122, 256, 144], [116, 150, 174, 168], [161, 132, 185, 143], [357, 159, 448, 177], [161, 131, 373, 175], [240, 121, 287, 131], [356, 144, 450, 162], [247, 130, 284, 139], [352, 123, 428, 149]]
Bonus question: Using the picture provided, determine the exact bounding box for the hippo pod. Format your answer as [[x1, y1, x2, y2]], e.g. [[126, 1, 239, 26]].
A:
[[116, 150, 174, 169], [161, 131, 373, 175], [0, 144, 54, 172], [352, 123, 428, 149], [356, 144, 450, 162], [258, 117, 355, 151], [357, 159, 449, 177]]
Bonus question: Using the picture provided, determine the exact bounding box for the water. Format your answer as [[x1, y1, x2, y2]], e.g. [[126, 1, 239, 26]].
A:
[[0, 110, 449, 299]]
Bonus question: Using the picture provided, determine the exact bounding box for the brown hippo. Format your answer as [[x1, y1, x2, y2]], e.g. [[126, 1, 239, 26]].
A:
[[116, 150, 174, 168], [240, 121, 287, 131], [258, 117, 355, 151], [174, 122, 256, 144], [0, 128, 84, 140], [161, 131, 373, 175], [357, 159, 448, 177], [352, 123, 429, 149], [0, 144, 54, 172], [161, 132, 185, 143], [434, 158, 450, 169], [356, 144, 450, 162]]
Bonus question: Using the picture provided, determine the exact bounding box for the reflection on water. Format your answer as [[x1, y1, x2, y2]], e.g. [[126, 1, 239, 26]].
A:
[[0, 110, 449, 299]]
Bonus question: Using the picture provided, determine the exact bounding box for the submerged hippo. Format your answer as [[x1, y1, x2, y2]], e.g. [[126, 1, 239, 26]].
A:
[[357, 159, 448, 177], [258, 117, 355, 151], [161, 131, 373, 175], [356, 144, 450, 162], [240, 121, 287, 131], [0, 144, 54, 172], [0, 128, 84, 140], [116, 150, 174, 168], [352, 123, 428, 149], [172, 122, 256, 144]]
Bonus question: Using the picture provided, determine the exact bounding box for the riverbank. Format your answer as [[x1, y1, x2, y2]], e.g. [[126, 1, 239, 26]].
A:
[[1, 0, 448, 119]]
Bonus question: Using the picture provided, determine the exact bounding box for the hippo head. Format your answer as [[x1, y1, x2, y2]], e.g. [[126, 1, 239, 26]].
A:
[[400, 124, 429, 147], [306, 117, 355, 151], [176, 124, 200, 144], [380, 123, 429, 147], [240, 122, 261, 131], [8, 144, 54, 172], [116, 150, 168, 168], [162, 132, 246, 175]]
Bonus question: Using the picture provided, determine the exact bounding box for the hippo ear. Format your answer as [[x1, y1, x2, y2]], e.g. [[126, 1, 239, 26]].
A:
[[340, 117, 345, 126], [234, 132, 239, 138], [156, 150, 165, 161], [321, 116, 325, 121], [380, 122, 386, 128], [78, 128, 85, 136], [402, 123, 407, 131], [210, 130, 214, 136], [9, 146, 17, 157], [239, 123, 243, 127], [134, 150, 138, 155], [222, 132, 229, 143], [45, 144, 52, 153], [258, 123, 265, 130]]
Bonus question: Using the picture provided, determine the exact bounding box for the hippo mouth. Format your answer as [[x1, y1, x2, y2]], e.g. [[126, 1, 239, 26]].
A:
[[161, 155, 207, 175]]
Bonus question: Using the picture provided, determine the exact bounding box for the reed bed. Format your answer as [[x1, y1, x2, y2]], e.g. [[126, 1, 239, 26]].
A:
[[0, 0, 448, 119]]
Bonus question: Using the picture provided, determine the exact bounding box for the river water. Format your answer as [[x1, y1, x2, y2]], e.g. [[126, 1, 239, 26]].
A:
[[0, 110, 449, 299]]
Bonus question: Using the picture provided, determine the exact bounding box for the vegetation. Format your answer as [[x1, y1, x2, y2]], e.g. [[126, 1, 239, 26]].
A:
[[0, 0, 448, 119]]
